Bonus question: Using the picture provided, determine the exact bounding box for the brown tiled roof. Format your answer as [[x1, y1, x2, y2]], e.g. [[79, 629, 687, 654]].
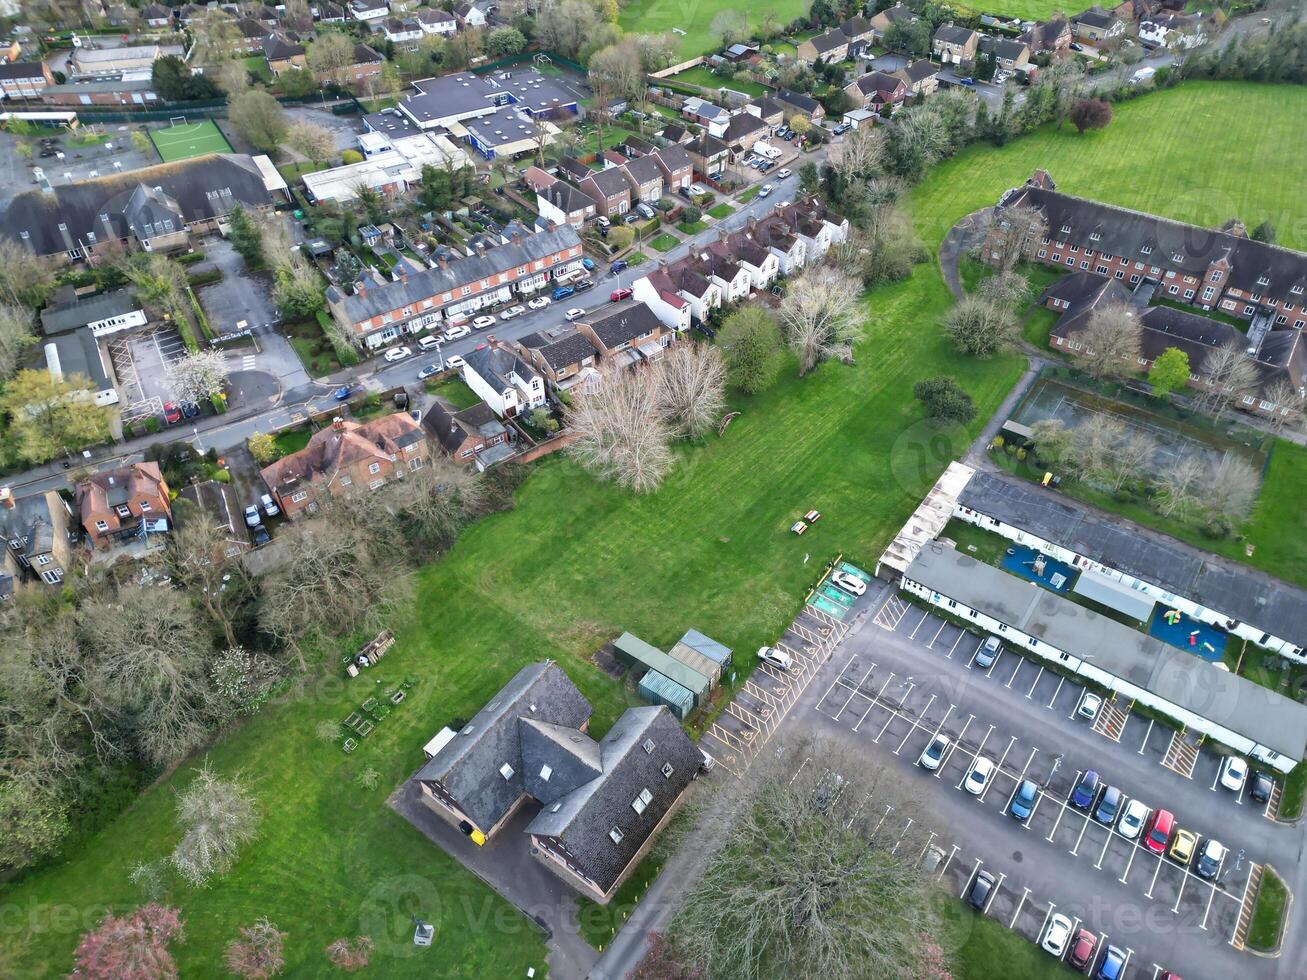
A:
[[260, 414, 425, 492]]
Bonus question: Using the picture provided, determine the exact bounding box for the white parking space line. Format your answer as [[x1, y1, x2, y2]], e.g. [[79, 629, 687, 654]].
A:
[[815, 662, 857, 713], [1015, 747, 1038, 783], [1090, 934, 1111, 978], [1146, 854, 1163, 899], [1009, 887, 1030, 929], [874, 684, 908, 741], [1210, 767, 1223, 792], [985, 649, 1003, 678], [955, 724, 995, 790], [845, 792, 873, 830], [1025, 665, 1044, 699], [936, 715, 974, 777], [1037, 902, 1055, 944], [982, 873, 1006, 914], [1093, 825, 1112, 867], [1172, 867, 1189, 913], [1005, 657, 1023, 688], [893, 694, 936, 755], [788, 757, 811, 786], [1118, 839, 1140, 884], [890, 817, 913, 855], [912, 703, 955, 761], [1071, 811, 1092, 857], [1121, 948, 1134, 976], [960, 859, 983, 899], [947, 632, 965, 659], [908, 610, 930, 639], [1022, 787, 1044, 828], [1047, 675, 1065, 709], [1045, 777, 1074, 843], [940, 843, 960, 879], [832, 666, 875, 721], [928, 621, 946, 647], [1137, 718, 1154, 755], [1200, 880, 1217, 930], [853, 673, 896, 733], [980, 736, 1017, 802], [870, 803, 893, 838]]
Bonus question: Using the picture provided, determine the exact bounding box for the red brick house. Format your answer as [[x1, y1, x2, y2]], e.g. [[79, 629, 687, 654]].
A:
[[844, 71, 908, 113], [76, 462, 172, 551], [421, 400, 516, 468]]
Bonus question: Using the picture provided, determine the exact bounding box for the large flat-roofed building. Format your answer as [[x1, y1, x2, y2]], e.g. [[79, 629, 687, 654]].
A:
[[901, 542, 1307, 772], [68, 44, 163, 79], [397, 69, 579, 131]]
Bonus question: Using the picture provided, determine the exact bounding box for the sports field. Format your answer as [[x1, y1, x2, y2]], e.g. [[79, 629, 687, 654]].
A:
[[149, 119, 233, 162], [618, 0, 811, 59], [4, 82, 1307, 980]]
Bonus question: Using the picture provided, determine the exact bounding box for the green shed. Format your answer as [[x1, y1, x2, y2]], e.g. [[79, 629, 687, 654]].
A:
[[638, 669, 696, 720], [613, 631, 711, 704]]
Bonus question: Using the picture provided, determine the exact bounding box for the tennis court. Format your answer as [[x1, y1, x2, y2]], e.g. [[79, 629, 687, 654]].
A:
[[150, 119, 233, 162]]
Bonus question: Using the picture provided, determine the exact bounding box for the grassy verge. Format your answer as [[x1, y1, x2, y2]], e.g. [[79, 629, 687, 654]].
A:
[[1022, 306, 1060, 348], [707, 203, 735, 219], [272, 426, 313, 458], [737, 185, 761, 204], [936, 892, 1080, 979], [425, 376, 480, 409], [678, 220, 708, 234], [1246, 865, 1288, 951], [650, 233, 679, 252]]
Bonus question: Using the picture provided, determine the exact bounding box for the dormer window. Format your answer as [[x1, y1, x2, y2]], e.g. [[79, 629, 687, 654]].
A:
[[1060, 224, 1071, 234], [1257, 275, 1270, 286], [1140, 245, 1153, 256], [1172, 253, 1184, 263], [499, 763, 514, 780], [1089, 232, 1101, 242], [1292, 285, 1304, 295]]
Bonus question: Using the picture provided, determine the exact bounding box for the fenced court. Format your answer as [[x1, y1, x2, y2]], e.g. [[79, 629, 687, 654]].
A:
[[149, 118, 233, 162]]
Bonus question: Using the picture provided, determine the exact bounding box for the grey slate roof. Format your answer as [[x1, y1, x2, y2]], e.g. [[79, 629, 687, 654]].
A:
[[520, 328, 598, 371], [464, 344, 539, 394], [0, 491, 66, 560], [0, 62, 48, 81], [262, 33, 305, 60], [520, 718, 603, 805], [774, 89, 822, 115], [39, 329, 112, 392], [934, 24, 977, 45], [585, 302, 662, 350], [985, 37, 1029, 60], [899, 59, 942, 83], [722, 113, 767, 144], [652, 144, 692, 175], [581, 167, 632, 199], [421, 400, 508, 454], [808, 30, 849, 55], [956, 470, 1307, 650], [540, 180, 594, 215], [1074, 7, 1119, 29], [621, 154, 663, 188], [40, 288, 139, 336]]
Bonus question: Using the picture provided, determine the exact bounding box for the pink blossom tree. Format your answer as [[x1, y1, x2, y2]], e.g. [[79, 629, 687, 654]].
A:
[[70, 903, 185, 980], [224, 918, 287, 979], [324, 935, 373, 971]]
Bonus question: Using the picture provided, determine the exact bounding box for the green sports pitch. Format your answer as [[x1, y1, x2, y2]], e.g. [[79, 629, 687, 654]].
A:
[[149, 119, 233, 162]]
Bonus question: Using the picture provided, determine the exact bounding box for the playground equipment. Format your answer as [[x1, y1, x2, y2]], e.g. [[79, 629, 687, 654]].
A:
[[1164, 608, 1183, 625]]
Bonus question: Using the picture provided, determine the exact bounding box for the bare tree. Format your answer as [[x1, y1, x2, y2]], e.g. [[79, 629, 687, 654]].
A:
[[777, 267, 865, 375], [209, 647, 283, 721], [376, 458, 487, 553], [286, 120, 335, 168], [1080, 304, 1142, 380], [306, 31, 356, 88], [0, 303, 36, 380], [1104, 430, 1156, 492], [1199, 454, 1260, 525], [165, 349, 230, 405], [225, 918, 287, 979], [670, 737, 939, 980], [1067, 414, 1124, 483], [945, 295, 1019, 357], [1262, 377, 1305, 434], [982, 203, 1048, 272], [324, 936, 373, 971], [708, 9, 749, 45], [165, 500, 254, 648], [657, 343, 727, 439], [117, 253, 189, 323], [978, 270, 1031, 309], [0, 239, 56, 308], [229, 89, 289, 153], [1155, 455, 1205, 517], [830, 125, 886, 185], [1195, 342, 1260, 417], [565, 367, 675, 493], [170, 762, 259, 887], [70, 903, 185, 980]]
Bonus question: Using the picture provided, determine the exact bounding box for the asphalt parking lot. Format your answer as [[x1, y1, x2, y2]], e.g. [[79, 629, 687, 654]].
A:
[[776, 583, 1296, 980], [106, 325, 188, 423]]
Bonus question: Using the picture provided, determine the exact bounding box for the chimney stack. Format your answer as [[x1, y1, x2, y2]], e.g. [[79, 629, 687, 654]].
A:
[[0, 487, 13, 510], [332, 416, 345, 431]]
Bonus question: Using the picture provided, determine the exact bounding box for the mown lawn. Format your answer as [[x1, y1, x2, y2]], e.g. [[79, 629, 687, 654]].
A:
[[667, 65, 770, 97], [618, 0, 811, 59], [1247, 866, 1288, 950], [4, 82, 1306, 980]]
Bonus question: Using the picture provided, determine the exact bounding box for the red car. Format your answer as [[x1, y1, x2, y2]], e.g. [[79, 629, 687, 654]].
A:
[[1144, 808, 1175, 854], [610, 287, 632, 302], [162, 401, 182, 424], [1068, 929, 1097, 970]]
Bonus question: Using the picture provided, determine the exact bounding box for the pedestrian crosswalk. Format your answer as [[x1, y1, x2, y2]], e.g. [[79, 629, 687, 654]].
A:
[[241, 354, 256, 371]]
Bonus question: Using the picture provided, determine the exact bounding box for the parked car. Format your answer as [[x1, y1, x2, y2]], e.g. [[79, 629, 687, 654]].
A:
[[921, 845, 945, 873], [1078, 691, 1103, 721], [973, 636, 1001, 669], [1093, 785, 1123, 825], [552, 285, 575, 301], [776, 168, 792, 179], [1250, 770, 1275, 803], [918, 733, 950, 771], [573, 278, 595, 292], [1096, 945, 1126, 980], [610, 287, 633, 302], [1117, 798, 1149, 840], [445, 354, 466, 370], [1068, 929, 1098, 970], [162, 401, 182, 424], [383, 346, 413, 363], [472, 315, 496, 330], [500, 305, 526, 319], [333, 386, 351, 400], [260, 494, 279, 518], [418, 334, 442, 351], [1219, 756, 1248, 792], [757, 645, 792, 670], [831, 570, 867, 596], [693, 322, 716, 340], [965, 756, 995, 796], [1071, 769, 1100, 809], [1070, 42, 1084, 51], [180, 400, 200, 419], [582, 257, 595, 270], [689, 183, 707, 196], [1195, 838, 1226, 878], [1041, 913, 1074, 957], [623, 211, 641, 224], [812, 771, 844, 811], [758, 184, 773, 198], [833, 123, 851, 135], [636, 203, 656, 220], [958, 76, 976, 87], [610, 259, 628, 274], [1010, 779, 1038, 820], [564, 307, 586, 321], [1169, 827, 1197, 865], [528, 296, 551, 310], [1143, 808, 1174, 854], [243, 505, 261, 528], [251, 524, 271, 547], [417, 363, 440, 380], [443, 325, 471, 340], [596, 215, 611, 229], [966, 869, 995, 910]]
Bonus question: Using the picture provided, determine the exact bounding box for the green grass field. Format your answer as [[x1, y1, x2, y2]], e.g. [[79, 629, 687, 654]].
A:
[[4, 82, 1307, 979], [150, 119, 234, 163], [1247, 866, 1288, 950], [619, 0, 811, 59], [667, 65, 771, 97]]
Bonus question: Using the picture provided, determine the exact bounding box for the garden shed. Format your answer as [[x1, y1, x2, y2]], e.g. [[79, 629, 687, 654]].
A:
[[677, 628, 733, 669], [613, 631, 711, 705], [638, 669, 696, 720]]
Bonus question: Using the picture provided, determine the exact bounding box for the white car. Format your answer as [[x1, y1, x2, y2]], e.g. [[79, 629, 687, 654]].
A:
[[965, 757, 995, 795], [564, 307, 586, 321], [917, 733, 950, 771], [776, 200, 791, 209], [1219, 756, 1248, 792], [528, 296, 551, 310], [500, 305, 526, 319], [472, 315, 496, 330], [596, 215, 611, 228], [757, 645, 792, 671], [1077, 692, 1102, 721], [443, 325, 471, 341], [758, 183, 773, 198], [831, 570, 867, 597], [1041, 913, 1074, 957], [444, 354, 465, 370], [383, 346, 412, 363], [689, 183, 707, 196], [243, 504, 261, 528], [1117, 798, 1149, 839], [776, 168, 792, 179]]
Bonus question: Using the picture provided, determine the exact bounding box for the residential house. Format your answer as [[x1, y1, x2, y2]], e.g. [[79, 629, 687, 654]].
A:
[[521, 166, 558, 194], [40, 286, 145, 338], [618, 154, 665, 205], [893, 59, 942, 97], [577, 167, 632, 219], [657, 123, 692, 145], [721, 112, 768, 157], [773, 88, 825, 124], [839, 16, 875, 56], [635, 263, 719, 328], [731, 234, 781, 288], [651, 144, 693, 193], [0, 487, 75, 592], [453, 0, 488, 28], [1138, 11, 1208, 49], [985, 170, 1307, 329], [461, 339, 546, 417], [76, 462, 171, 551], [537, 181, 596, 229], [1071, 7, 1126, 42], [416, 6, 458, 34], [514, 326, 601, 394], [260, 413, 430, 518], [681, 97, 730, 137], [142, 3, 172, 27], [744, 96, 786, 131], [576, 302, 671, 367], [797, 28, 849, 66], [0, 153, 282, 264], [312, 41, 384, 86], [415, 661, 702, 902], [932, 24, 978, 65], [325, 224, 584, 348], [1113, 0, 1161, 22], [349, 0, 389, 22], [175, 480, 250, 558], [262, 33, 306, 75], [1020, 16, 1073, 54], [686, 132, 729, 180], [869, 2, 921, 42], [234, 17, 273, 52], [382, 16, 423, 49], [0, 61, 54, 99], [845, 70, 908, 113], [314, 1, 349, 23], [723, 42, 759, 63], [981, 37, 1031, 71], [421, 400, 517, 468], [691, 242, 753, 303]]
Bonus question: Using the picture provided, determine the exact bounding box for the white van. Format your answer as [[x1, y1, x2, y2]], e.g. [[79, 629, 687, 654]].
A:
[[1131, 67, 1156, 84], [417, 334, 442, 351], [753, 142, 782, 160]]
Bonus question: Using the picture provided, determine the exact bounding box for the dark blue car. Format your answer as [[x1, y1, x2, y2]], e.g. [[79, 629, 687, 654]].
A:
[[1093, 785, 1123, 825], [610, 259, 628, 274], [333, 386, 351, 401], [1010, 779, 1038, 821], [1095, 944, 1126, 980], [552, 285, 575, 301], [1071, 769, 1100, 809]]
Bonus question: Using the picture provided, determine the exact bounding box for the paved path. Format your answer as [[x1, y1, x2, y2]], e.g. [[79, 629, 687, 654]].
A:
[[937, 208, 991, 301]]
